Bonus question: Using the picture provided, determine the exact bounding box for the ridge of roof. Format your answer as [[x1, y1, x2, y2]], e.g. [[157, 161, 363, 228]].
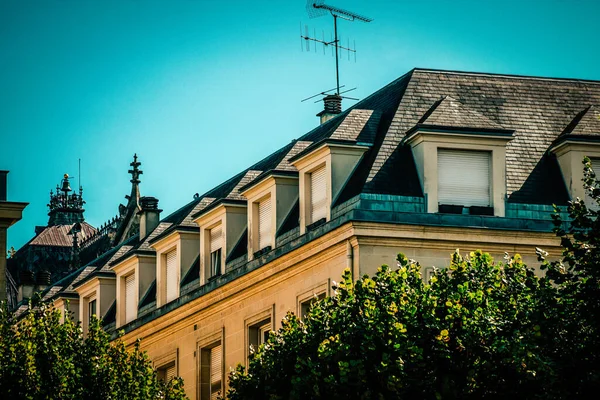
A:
[[412, 67, 600, 84]]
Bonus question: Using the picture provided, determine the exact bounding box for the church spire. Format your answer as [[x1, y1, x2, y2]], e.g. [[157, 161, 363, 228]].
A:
[[47, 173, 85, 226]]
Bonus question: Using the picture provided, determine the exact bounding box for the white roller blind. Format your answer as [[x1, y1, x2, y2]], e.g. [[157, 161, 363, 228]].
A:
[[438, 149, 491, 207], [210, 344, 222, 400], [165, 364, 176, 382], [210, 225, 223, 253], [310, 166, 327, 223], [165, 250, 177, 303], [258, 197, 272, 250], [125, 274, 136, 323], [585, 158, 600, 211]]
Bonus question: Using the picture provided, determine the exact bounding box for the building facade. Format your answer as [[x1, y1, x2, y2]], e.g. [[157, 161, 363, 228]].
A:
[[0, 170, 27, 308], [16, 68, 600, 399]]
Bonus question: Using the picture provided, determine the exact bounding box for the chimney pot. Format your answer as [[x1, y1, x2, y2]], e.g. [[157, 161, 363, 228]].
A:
[[317, 94, 342, 125], [138, 197, 162, 240]]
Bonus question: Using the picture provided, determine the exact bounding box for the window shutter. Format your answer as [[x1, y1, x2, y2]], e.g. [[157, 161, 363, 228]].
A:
[[125, 274, 136, 323], [585, 158, 600, 211], [310, 166, 327, 223], [165, 364, 176, 382], [210, 225, 223, 253], [258, 197, 272, 250], [210, 344, 222, 400], [438, 149, 491, 207], [165, 250, 178, 303]]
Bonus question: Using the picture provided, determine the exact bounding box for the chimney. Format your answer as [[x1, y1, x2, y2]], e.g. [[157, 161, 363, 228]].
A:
[[138, 196, 161, 240], [0, 170, 7, 201], [36, 270, 51, 292], [18, 270, 35, 302], [316, 94, 342, 125]]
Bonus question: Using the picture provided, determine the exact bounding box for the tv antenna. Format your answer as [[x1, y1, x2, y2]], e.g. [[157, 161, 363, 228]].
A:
[[301, 0, 372, 101]]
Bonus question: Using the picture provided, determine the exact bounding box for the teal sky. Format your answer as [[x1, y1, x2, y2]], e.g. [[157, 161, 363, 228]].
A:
[[2, 0, 600, 250]]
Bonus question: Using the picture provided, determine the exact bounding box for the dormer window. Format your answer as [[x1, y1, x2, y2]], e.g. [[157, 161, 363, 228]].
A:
[[209, 224, 223, 278], [195, 200, 247, 284], [124, 273, 136, 324], [309, 165, 327, 225], [165, 249, 178, 303], [404, 97, 514, 216], [437, 149, 492, 214]]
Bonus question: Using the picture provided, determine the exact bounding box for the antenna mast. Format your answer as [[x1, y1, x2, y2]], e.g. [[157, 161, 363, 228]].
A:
[[303, 0, 372, 97]]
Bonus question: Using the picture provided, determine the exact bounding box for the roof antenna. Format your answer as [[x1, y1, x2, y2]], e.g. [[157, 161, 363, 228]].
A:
[[78, 158, 82, 192], [301, 0, 372, 104]]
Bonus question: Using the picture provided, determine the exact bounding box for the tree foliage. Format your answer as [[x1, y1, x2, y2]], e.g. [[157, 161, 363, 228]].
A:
[[0, 301, 187, 400], [227, 158, 600, 400]]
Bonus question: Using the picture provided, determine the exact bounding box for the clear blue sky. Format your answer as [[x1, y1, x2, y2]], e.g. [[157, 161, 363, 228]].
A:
[[2, 0, 599, 250]]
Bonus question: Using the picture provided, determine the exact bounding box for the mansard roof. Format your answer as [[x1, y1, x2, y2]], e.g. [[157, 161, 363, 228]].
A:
[[27, 68, 600, 319]]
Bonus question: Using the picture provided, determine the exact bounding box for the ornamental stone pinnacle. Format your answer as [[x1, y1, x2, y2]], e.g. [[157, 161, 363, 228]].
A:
[[128, 153, 143, 185]]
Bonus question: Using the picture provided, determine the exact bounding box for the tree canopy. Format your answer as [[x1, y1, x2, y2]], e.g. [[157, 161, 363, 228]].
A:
[[227, 158, 600, 400], [0, 301, 187, 400]]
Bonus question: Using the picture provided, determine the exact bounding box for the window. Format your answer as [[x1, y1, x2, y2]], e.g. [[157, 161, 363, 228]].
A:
[[200, 343, 222, 400], [309, 165, 327, 224], [585, 158, 600, 211], [423, 267, 435, 283], [300, 292, 326, 319], [438, 149, 491, 212], [165, 249, 178, 303], [258, 197, 272, 251], [248, 318, 271, 357], [157, 361, 176, 383], [209, 225, 222, 278], [124, 274, 136, 324], [88, 298, 97, 324]]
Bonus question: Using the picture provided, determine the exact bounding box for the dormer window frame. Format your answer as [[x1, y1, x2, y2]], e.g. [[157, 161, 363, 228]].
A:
[[53, 297, 80, 324], [150, 229, 200, 308], [153, 239, 180, 307], [550, 139, 600, 206], [194, 202, 247, 285], [291, 141, 368, 235], [241, 172, 299, 260], [74, 275, 115, 337], [404, 127, 513, 217], [111, 252, 157, 327]]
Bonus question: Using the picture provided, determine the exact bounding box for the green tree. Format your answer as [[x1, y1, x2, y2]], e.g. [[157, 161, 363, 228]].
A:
[[0, 300, 188, 400], [227, 158, 600, 400]]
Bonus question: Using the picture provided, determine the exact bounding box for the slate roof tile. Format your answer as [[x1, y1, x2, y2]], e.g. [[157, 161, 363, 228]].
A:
[[418, 95, 506, 130], [30, 222, 96, 247], [560, 105, 600, 137], [366, 69, 600, 201]]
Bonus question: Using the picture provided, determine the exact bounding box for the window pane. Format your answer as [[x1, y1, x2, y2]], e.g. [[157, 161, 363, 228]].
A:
[[211, 249, 221, 277], [166, 250, 178, 302], [310, 166, 327, 223], [438, 149, 491, 207]]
